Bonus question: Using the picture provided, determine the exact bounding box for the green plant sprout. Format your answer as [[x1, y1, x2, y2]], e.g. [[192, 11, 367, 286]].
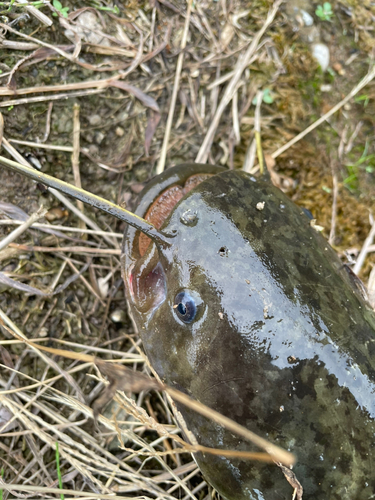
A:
[[0, 467, 3, 500], [344, 141, 375, 191], [55, 442, 64, 500], [354, 94, 370, 108], [252, 88, 274, 105], [0, 0, 14, 14], [88, 1, 120, 13], [52, 0, 69, 18], [315, 3, 333, 22]]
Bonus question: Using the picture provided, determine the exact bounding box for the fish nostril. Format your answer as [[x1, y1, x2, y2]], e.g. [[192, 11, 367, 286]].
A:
[[218, 246, 228, 257]]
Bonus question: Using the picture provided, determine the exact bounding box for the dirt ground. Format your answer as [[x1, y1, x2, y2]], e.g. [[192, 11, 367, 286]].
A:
[[0, 0, 375, 499]]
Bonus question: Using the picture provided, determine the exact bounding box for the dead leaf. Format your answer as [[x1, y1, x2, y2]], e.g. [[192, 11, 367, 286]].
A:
[[0, 405, 18, 433], [276, 462, 303, 500], [109, 80, 160, 112], [92, 361, 160, 419]]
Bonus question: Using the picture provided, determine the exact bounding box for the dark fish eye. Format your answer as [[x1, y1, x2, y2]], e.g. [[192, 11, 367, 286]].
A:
[[173, 291, 198, 324]]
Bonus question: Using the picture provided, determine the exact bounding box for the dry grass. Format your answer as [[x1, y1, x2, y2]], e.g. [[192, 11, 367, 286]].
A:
[[0, 0, 375, 498]]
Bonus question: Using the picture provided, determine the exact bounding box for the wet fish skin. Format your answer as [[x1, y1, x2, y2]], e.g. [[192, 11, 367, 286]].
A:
[[123, 165, 375, 500]]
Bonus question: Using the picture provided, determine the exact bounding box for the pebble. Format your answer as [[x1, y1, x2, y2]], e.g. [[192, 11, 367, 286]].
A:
[[300, 9, 314, 27], [111, 309, 126, 323], [320, 84, 332, 92], [311, 43, 330, 71], [89, 114, 102, 126], [285, 0, 331, 72], [45, 207, 68, 222], [88, 144, 99, 156], [64, 11, 110, 46], [94, 131, 105, 145], [97, 277, 109, 299], [333, 62, 346, 75]]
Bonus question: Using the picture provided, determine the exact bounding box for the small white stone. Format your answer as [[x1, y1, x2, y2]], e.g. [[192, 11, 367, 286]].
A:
[[89, 114, 101, 126], [300, 9, 314, 26], [311, 43, 330, 72], [97, 277, 109, 298], [321, 84, 332, 92], [39, 327, 48, 337], [111, 309, 126, 323], [256, 201, 265, 211], [310, 219, 324, 232], [94, 131, 105, 145]]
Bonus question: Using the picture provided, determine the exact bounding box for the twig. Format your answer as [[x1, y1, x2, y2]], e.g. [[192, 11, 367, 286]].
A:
[[254, 90, 264, 175], [0, 206, 47, 251], [0, 220, 122, 238], [17, 0, 53, 26], [0, 40, 38, 50], [337, 123, 348, 160], [41, 102, 53, 143], [0, 484, 143, 499], [209, 61, 221, 119], [0, 79, 116, 96], [8, 139, 73, 151], [207, 70, 234, 90], [345, 121, 363, 154], [0, 112, 3, 146], [71, 103, 85, 219], [9, 243, 121, 256], [149, 6, 157, 52], [156, 0, 193, 174], [7, 51, 35, 88], [232, 90, 240, 144], [243, 138, 256, 173], [0, 89, 106, 108], [328, 162, 339, 246], [195, 0, 283, 163], [353, 218, 375, 275]]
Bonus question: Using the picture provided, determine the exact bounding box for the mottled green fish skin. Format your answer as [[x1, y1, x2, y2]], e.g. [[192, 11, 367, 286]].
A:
[[122, 165, 375, 500]]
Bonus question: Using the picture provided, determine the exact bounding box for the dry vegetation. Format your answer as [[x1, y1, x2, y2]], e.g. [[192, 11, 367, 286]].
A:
[[0, 0, 375, 498]]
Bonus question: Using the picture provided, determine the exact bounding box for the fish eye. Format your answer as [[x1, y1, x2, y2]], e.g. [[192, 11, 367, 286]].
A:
[[173, 290, 200, 324]]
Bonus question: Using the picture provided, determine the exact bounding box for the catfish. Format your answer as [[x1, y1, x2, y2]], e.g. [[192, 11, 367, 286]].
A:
[[1, 158, 375, 500]]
